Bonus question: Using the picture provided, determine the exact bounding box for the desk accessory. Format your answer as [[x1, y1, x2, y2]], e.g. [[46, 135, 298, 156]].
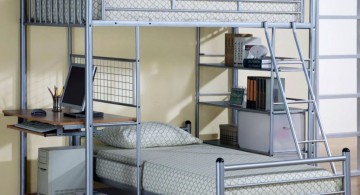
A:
[[31, 109, 47, 116], [48, 86, 63, 112]]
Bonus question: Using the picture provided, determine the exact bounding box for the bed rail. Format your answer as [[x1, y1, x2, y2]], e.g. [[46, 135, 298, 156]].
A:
[[26, 0, 304, 26], [216, 148, 351, 195], [71, 54, 137, 107]]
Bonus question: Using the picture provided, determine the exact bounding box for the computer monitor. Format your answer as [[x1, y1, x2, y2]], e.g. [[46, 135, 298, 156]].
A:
[[60, 63, 102, 118]]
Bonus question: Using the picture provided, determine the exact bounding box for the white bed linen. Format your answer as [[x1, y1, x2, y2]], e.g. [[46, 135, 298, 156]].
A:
[[95, 144, 341, 195]]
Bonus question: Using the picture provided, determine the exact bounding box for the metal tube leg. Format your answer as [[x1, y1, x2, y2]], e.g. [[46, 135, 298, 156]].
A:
[[20, 132, 27, 195], [216, 158, 224, 195], [342, 148, 351, 195]]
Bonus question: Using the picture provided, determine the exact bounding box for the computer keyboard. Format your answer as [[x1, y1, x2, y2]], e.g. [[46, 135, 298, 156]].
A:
[[15, 121, 57, 133]]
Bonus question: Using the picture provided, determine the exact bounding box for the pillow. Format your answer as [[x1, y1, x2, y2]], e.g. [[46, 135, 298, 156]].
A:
[[95, 122, 202, 148]]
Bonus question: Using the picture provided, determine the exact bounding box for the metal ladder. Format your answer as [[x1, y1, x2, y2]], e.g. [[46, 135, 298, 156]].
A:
[[263, 22, 336, 173]]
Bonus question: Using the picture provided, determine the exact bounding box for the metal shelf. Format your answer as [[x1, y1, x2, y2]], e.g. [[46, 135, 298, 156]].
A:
[[199, 101, 306, 114], [199, 63, 304, 72]]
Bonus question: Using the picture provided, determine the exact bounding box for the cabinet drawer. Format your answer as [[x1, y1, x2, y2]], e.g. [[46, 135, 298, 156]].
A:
[[238, 111, 305, 155]]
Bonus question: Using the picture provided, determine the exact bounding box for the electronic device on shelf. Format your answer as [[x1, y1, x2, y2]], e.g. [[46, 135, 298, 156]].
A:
[[15, 121, 57, 133], [31, 109, 47, 116], [60, 63, 103, 118]]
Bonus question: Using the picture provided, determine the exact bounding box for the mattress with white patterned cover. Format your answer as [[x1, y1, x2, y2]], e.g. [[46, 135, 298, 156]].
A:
[[95, 144, 341, 195], [30, 0, 303, 24]]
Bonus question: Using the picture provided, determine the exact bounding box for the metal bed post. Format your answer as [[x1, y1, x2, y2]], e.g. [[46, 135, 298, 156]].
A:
[[195, 27, 200, 138], [20, 0, 28, 194], [231, 27, 238, 126], [313, 0, 320, 160], [307, 0, 317, 160], [85, 0, 94, 194], [67, 26, 80, 146], [343, 148, 351, 195], [269, 27, 276, 156], [135, 25, 142, 195], [216, 158, 224, 195]]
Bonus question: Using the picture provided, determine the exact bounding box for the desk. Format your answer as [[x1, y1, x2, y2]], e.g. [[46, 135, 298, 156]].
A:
[[4, 109, 136, 136], [3, 109, 136, 194]]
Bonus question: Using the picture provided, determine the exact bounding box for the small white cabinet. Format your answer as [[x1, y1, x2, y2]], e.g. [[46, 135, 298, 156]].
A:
[[238, 111, 305, 155]]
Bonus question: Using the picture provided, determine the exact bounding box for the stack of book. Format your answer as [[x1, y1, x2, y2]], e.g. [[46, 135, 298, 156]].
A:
[[246, 76, 285, 110], [243, 58, 272, 69], [224, 33, 253, 66]]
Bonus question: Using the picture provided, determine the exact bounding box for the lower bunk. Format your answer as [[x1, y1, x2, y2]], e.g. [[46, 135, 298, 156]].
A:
[[93, 122, 349, 195]]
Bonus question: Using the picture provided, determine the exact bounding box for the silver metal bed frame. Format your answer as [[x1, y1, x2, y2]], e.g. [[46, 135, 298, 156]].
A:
[[17, 0, 351, 194]]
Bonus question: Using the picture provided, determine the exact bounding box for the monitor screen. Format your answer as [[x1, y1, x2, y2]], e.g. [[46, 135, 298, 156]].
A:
[[60, 63, 96, 111]]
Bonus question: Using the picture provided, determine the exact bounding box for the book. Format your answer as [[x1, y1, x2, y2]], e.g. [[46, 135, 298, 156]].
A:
[[229, 87, 245, 106], [243, 58, 272, 69], [233, 37, 260, 65], [225, 33, 252, 66], [246, 76, 286, 110], [243, 57, 294, 69]]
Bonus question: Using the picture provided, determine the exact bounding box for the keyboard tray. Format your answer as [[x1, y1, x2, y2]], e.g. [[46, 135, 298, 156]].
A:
[[15, 121, 57, 133]]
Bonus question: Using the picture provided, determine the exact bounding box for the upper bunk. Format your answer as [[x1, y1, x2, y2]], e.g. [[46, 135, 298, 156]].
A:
[[26, 0, 310, 28]]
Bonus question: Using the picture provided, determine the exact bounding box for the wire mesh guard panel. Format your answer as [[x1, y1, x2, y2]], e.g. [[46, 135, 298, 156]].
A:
[[71, 55, 136, 107], [28, 0, 102, 24]]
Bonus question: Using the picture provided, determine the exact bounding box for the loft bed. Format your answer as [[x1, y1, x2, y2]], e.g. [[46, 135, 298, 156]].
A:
[[18, 0, 352, 194]]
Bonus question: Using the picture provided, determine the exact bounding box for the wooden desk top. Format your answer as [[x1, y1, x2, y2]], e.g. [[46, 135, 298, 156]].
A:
[[3, 109, 136, 126]]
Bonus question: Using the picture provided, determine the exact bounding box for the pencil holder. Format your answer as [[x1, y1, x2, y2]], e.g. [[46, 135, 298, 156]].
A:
[[52, 96, 62, 112]]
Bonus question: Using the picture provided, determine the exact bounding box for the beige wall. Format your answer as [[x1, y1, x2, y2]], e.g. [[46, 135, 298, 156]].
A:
[[1, 0, 21, 194]]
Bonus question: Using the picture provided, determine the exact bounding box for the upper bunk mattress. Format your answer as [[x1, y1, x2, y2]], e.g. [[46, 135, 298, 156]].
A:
[[95, 144, 341, 195], [29, 0, 304, 25]]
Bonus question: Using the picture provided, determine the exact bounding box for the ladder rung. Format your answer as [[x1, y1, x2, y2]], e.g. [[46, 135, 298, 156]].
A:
[[277, 61, 303, 64], [274, 100, 315, 105], [272, 109, 306, 114], [277, 67, 307, 72], [298, 140, 326, 144]]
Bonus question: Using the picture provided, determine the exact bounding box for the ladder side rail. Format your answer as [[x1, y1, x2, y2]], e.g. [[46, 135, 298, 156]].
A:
[[291, 22, 336, 173], [263, 21, 303, 159]]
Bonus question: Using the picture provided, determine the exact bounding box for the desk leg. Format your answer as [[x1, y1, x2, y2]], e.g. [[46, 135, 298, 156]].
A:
[[69, 135, 81, 146], [20, 131, 27, 195]]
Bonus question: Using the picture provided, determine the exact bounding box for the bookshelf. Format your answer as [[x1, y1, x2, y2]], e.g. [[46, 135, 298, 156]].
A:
[[196, 29, 311, 157]]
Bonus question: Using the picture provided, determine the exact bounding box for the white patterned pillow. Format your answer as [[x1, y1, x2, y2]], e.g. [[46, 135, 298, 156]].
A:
[[95, 122, 202, 148]]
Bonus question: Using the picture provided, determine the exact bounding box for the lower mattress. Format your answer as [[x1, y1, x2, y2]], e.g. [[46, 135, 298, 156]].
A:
[[95, 144, 341, 195]]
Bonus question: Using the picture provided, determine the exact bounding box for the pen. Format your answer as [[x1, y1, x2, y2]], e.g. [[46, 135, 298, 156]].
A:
[[54, 86, 58, 97], [59, 87, 64, 96], [47, 87, 54, 98]]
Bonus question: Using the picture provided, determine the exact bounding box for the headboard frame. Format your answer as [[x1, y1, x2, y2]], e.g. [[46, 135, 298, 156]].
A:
[[181, 120, 192, 134]]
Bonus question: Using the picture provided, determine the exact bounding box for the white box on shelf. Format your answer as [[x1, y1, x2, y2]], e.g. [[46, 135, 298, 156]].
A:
[[234, 37, 262, 65], [238, 111, 305, 155]]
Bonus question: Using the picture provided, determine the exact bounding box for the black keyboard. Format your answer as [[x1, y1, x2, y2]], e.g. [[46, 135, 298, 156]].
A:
[[15, 121, 57, 133]]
